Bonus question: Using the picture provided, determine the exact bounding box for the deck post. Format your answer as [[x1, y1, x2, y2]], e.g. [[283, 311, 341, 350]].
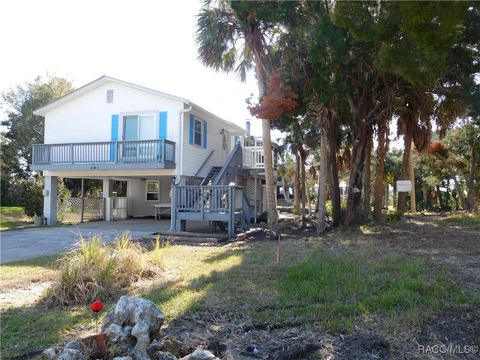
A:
[[43, 176, 58, 226], [170, 179, 177, 231], [228, 185, 235, 239]]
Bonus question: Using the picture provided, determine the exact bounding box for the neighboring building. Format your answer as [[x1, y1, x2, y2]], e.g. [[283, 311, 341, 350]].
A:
[[32, 76, 270, 237]]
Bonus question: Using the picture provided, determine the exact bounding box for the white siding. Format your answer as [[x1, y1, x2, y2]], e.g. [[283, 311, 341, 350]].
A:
[[44, 81, 184, 148], [42, 80, 245, 178], [181, 111, 238, 177]]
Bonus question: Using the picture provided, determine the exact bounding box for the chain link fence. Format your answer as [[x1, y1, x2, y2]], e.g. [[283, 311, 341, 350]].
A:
[[57, 197, 105, 223]]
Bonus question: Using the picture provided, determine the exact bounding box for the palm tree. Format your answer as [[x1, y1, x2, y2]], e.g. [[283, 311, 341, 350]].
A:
[[196, 0, 286, 234]]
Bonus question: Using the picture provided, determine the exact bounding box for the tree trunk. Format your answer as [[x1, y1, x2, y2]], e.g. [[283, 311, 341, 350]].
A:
[[373, 120, 388, 220], [299, 146, 307, 221], [317, 130, 328, 233], [261, 120, 278, 232], [466, 144, 476, 212], [445, 161, 467, 210], [409, 143, 416, 212], [253, 53, 277, 234], [281, 176, 290, 202], [437, 185, 444, 210], [293, 153, 301, 215], [345, 121, 372, 225], [326, 121, 341, 226], [362, 135, 372, 219], [398, 132, 412, 212]]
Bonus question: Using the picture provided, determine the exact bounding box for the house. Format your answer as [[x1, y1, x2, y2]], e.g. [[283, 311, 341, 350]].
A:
[[32, 76, 270, 237]]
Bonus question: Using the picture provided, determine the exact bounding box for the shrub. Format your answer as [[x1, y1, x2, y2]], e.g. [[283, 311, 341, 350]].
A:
[[42, 232, 162, 307], [385, 209, 404, 222], [19, 178, 44, 217]]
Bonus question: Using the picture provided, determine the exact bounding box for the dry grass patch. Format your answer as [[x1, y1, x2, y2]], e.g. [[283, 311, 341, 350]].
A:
[[43, 232, 163, 307]]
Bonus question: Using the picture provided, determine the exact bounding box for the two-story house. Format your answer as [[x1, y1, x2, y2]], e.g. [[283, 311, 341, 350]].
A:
[[32, 76, 270, 238]]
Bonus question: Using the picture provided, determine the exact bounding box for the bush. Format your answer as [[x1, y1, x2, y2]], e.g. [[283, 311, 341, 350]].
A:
[[19, 178, 44, 217], [43, 232, 162, 307], [385, 209, 404, 222]]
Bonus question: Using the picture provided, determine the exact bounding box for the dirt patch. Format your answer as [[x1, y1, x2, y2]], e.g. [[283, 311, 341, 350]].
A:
[[332, 333, 390, 359], [415, 306, 480, 359], [354, 215, 480, 296], [0, 281, 52, 308]]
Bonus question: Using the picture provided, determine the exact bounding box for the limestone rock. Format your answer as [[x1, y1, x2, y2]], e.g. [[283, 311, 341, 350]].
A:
[[64, 340, 81, 352], [41, 347, 56, 359], [112, 357, 133, 360], [102, 296, 164, 360], [57, 348, 84, 360], [180, 349, 218, 360], [151, 351, 178, 360]]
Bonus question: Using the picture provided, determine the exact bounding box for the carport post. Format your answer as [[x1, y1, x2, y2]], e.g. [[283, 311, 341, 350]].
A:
[[44, 176, 58, 226], [103, 179, 112, 221]]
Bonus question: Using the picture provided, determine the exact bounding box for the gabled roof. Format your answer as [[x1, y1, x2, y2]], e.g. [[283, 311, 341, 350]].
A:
[[33, 75, 244, 133]]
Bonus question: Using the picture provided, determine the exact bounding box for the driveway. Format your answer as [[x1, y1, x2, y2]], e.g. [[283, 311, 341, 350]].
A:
[[0, 219, 171, 263]]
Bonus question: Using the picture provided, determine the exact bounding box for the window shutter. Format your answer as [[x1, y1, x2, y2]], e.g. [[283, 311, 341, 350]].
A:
[[159, 111, 167, 140], [189, 114, 194, 145], [203, 120, 207, 149], [110, 114, 119, 161]]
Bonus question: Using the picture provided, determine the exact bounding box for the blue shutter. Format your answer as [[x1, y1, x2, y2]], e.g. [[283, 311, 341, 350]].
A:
[[189, 114, 194, 145], [159, 111, 167, 139], [203, 120, 207, 149], [110, 114, 119, 161]]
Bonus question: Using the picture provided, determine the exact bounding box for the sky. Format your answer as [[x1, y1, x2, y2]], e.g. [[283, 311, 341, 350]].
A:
[[0, 0, 270, 137]]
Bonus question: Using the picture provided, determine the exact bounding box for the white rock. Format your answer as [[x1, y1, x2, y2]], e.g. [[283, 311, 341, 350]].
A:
[[57, 348, 84, 360], [102, 296, 164, 360], [41, 348, 56, 359]]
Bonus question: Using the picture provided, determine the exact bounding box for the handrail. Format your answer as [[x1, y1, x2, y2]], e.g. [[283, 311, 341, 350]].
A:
[[32, 139, 175, 165], [194, 150, 215, 177], [213, 144, 243, 185]]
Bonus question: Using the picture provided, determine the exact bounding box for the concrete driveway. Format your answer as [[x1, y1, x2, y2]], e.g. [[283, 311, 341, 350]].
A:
[[0, 219, 171, 263]]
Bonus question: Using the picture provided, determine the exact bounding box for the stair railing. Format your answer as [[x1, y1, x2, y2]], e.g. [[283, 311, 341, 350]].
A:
[[194, 150, 215, 177], [213, 144, 243, 185]]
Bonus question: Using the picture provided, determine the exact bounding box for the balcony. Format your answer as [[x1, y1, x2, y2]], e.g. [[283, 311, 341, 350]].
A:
[[243, 145, 266, 169], [32, 139, 175, 170]]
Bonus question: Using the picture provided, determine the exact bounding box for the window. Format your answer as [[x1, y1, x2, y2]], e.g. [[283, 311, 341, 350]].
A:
[[146, 180, 159, 201], [194, 119, 202, 146], [107, 89, 114, 103], [123, 114, 155, 140]]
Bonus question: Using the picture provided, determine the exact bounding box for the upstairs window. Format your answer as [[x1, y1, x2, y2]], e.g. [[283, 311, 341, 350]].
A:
[[194, 119, 202, 146]]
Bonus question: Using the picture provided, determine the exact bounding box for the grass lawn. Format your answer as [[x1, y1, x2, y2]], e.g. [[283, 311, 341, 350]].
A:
[[0, 255, 58, 291], [0, 216, 478, 358], [0, 206, 32, 230], [443, 212, 480, 226]]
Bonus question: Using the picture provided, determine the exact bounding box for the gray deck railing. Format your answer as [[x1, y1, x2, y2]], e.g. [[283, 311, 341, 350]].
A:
[[174, 185, 232, 213], [172, 184, 250, 238], [32, 140, 175, 166]]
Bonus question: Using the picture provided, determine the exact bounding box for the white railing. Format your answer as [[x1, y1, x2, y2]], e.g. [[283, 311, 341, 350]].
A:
[[243, 146, 265, 169]]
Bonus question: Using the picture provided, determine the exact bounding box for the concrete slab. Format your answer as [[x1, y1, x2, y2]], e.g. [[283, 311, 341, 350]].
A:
[[0, 219, 171, 264]]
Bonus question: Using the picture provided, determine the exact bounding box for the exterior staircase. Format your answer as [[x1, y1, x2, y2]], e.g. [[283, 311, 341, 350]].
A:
[[172, 143, 255, 238], [200, 166, 222, 185]]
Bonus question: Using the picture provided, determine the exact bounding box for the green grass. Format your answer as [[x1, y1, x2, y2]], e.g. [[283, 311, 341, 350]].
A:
[[443, 213, 480, 226], [1, 307, 90, 357], [0, 206, 31, 230], [275, 247, 473, 332], [0, 231, 476, 357]]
